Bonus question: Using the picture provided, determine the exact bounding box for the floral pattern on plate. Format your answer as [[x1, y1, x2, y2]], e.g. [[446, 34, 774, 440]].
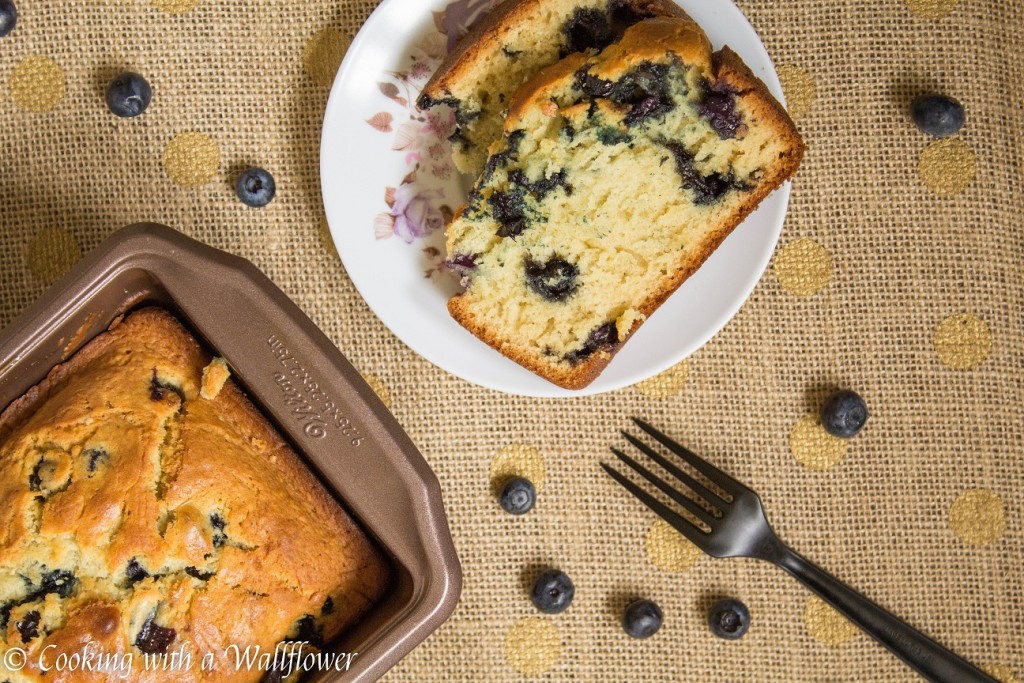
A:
[[367, 0, 500, 273]]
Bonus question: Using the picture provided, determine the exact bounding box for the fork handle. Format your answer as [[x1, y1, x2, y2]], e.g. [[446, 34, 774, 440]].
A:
[[773, 545, 998, 683]]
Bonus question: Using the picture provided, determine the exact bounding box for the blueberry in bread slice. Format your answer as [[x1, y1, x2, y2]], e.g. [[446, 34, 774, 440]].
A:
[[445, 17, 805, 390], [417, 0, 690, 176]]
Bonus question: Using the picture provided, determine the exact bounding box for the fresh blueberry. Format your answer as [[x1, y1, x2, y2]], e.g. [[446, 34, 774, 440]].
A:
[[708, 598, 750, 640], [499, 477, 536, 515], [105, 72, 152, 118], [531, 570, 574, 614], [0, 0, 17, 38], [235, 167, 276, 208], [820, 389, 868, 438], [910, 94, 965, 138], [622, 599, 663, 639]]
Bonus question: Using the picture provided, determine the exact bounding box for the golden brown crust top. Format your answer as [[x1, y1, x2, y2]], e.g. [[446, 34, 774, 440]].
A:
[[590, 16, 711, 77], [506, 17, 711, 129], [504, 52, 590, 128], [421, 0, 692, 103], [0, 308, 388, 682]]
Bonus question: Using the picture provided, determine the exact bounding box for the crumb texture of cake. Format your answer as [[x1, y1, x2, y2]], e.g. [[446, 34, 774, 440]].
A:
[[0, 308, 389, 682], [418, 0, 689, 175], [445, 17, 805, 389]]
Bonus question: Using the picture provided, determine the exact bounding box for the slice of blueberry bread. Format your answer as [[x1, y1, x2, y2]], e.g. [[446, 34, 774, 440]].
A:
[[445, 17, 804, 389], [418, 0, 689, 176]]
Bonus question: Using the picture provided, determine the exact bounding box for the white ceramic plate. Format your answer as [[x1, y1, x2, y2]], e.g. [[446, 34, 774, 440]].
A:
[[320, 0, 790, 398]]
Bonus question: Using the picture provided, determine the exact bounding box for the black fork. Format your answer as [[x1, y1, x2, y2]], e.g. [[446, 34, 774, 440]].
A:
[[603, 418, 998, 683]]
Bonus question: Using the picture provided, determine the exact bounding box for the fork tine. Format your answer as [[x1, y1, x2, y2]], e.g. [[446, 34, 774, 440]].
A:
[[610, 448, 718, 526], [601, 463, 709, 548], [632, 418, 741, 494], [621, 432, 730, 506]]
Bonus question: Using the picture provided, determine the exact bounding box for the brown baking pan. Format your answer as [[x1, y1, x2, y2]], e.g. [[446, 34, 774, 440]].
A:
[[0, 222, 461, 682]]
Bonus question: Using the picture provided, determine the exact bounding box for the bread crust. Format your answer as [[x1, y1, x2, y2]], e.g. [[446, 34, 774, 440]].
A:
[[506, 16, 711, 129], [419, 0, 691, 106]]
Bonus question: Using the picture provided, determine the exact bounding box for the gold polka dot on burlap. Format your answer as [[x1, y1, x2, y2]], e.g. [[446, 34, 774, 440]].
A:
[[645, 519, 701, 572], [918, 138, 976, 195], [505, 618, 561, 676], [163, 132, 220, 186], [361, 373, 392, 410], [10, 55, 66, 113], [773, 238, 833, 297], [304, 28, 352, 88], [906, 0, 960, 20], [949, 488, 1007, 546], [776, 65, 816, 120], [790, 414, 848, 471], [633, 360, 689, 398], [934, 313, 992, 369], [982, 664, 1020, 683], [152, 0, 201, 13], [804, 596, 857, 646], [490, 443, 546, 491], [28, 228, 82, 284], [319, 216, 339, 257]]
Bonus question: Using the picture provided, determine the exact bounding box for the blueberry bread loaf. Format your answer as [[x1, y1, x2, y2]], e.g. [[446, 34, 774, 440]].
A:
[[445, 18, 804, 389], [418, 0, 689, 175], [0, 308, 388, 682]]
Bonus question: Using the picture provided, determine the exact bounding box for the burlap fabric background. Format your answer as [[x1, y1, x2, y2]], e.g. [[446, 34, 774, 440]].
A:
[[1, 0, 1022, 680]]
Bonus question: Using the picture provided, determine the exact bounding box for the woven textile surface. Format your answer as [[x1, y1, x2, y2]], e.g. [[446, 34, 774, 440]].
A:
[[1, 0, 1022, 681]]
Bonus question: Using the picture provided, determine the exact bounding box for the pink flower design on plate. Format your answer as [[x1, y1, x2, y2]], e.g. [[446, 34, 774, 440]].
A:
[[411, 60, 432, 79], [425, 109, 456, 139], [391, 183, 445, 243], [368, 0, 508, 247]]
